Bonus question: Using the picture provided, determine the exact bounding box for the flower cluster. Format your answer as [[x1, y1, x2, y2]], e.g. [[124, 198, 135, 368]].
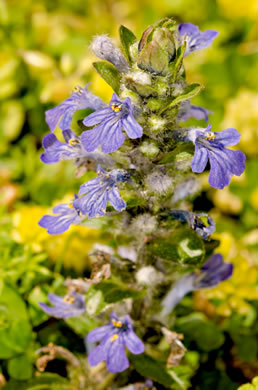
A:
[[37, 19, 243, 379]]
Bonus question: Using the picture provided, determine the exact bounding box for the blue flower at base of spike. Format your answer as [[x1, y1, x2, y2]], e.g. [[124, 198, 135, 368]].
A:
[[178, 100, 211, 123], [178, 23, 218, 57], [168, 210, 215, 239], [41, 130, 87, 164], [186, 124, 246, 189], [45, 84, 106, 132], [74, 167, 128, 218], [81, 93, 143, 153], [161, 253, 233, 315], [87, 312, 144, 373], [39, 291, 85, 318], [38, 196, 83, 234]]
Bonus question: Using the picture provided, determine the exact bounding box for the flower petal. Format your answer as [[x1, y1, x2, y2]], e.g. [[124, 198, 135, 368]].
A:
[[191, 144, 209, 173], [124, 329, 145, 354], [106, 338, 129, 373], [87, 325, 112, 342], [83, 108, 114, 126], [214, 128, 241, 146], [122, 114, 143, 139], [101, 121, 125, 153]]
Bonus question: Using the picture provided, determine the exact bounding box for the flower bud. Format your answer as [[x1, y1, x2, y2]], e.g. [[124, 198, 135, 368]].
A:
[[137, 20, 176, 76], [90, 35, 129, 73]]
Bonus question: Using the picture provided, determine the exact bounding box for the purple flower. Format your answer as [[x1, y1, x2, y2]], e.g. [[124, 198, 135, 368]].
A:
[[178, 100, 211, 123], [178, 23, 218, 57], [45, 84, 106, 132], [162, 253, 233, 315], [39, 291, 85, 318], [41, 130, 87, 164], [186, 124, 246, 189], [81, 93, 143, 153], [168, 210, 215, 239], [40, 129, 114, 169], [39, 196, 82, 234], [87, 312, 144, 373], [74, 167, 128, 218]]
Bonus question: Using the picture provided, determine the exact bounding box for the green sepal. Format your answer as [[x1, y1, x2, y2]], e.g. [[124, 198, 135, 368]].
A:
[[93, 61, 121, 94], [119, 25, 137, 64], [159, 83, 204, 115]]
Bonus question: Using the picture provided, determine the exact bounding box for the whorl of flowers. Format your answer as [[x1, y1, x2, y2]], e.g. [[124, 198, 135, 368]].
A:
[[38, 18, 244, 377]]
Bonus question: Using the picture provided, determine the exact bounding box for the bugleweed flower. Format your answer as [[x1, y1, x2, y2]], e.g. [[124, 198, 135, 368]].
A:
[[81, 93, 143, 153], [46, 84, 106, 132], [162, 253, 233, 315], [74, 167, 127, 218], [41, 130, 86, 163], [178, 23, 218, 57], [39, 196, 82, 234], [41, 129, 114, 168], [168, 210, 215, 239], [87, 312, 144, 373], [186, 124, 246, 189], [39, 292, 85, 318], [178, 100, 211, 123]]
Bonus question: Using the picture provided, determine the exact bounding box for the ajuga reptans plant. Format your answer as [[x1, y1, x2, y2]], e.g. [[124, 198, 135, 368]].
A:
[[38, 19, 244, 385]]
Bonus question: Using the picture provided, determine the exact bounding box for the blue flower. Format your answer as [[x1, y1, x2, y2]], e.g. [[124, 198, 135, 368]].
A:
[[40, 129, 114, 169], [45, 84, 106, 132], [41, 130, 87, 164], [87, 312, 144, 373], [186, 124, 246, 189], [81, 93, 143, 153], [39, 291, 85, 318], [162, 253, 233, 315], [178, 23, 218, 57], [168, 210, 215, 239], [74, 167, 128, 218], [178, 100, 211, 123], [39, 196, 82, 234]]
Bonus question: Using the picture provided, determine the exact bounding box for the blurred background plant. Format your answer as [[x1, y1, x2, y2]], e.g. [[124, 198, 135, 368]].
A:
[[0, 0, 257, 388]]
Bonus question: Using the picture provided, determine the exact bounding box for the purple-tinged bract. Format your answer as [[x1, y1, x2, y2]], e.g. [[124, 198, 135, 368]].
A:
[[178, 23, 218, 57], [186, 124, 246, 189], [39, 291, 85, 318], [87, 312, 144, 373], [81, 93, 143, 153], [74, 167, 128, 218], [45, 84, 106, 132], [38, 195, 82, 234], [162, 253, 233, 315]]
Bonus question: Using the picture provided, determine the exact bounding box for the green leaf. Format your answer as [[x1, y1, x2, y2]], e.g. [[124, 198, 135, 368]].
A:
[[130, 353, 174, 387], [236, 334, 258, 362], [147, 228, 205, 267], [0, 283, 32, 359], [119, 25, 137, 63], [159, 83, 203, 115], [93, 61, 121, 94], [7, 355, 33, 380], [170, 43, 186, 80], [176, 313, 225, 352], [3, 373, 71, 390]]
